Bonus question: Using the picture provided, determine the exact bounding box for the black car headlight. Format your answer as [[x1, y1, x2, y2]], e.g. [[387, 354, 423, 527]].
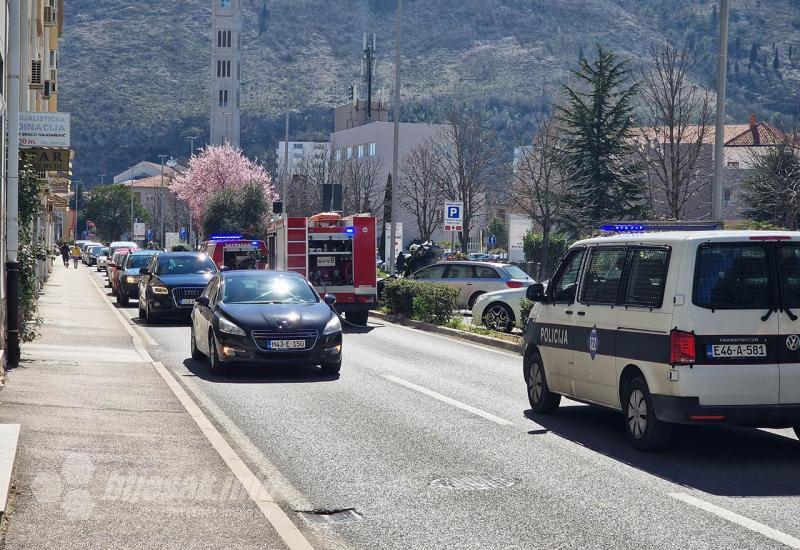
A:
[[218, 316, 246, 336], [323, 314, 342, 335]]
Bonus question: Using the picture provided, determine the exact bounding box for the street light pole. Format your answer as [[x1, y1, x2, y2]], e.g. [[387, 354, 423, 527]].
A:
[[187, 136, 199, 248], [283, 91, 290, 215], [158, 154, 168, 249], [711, 0, 730, 221], [129, 164, 134, 242], [388, 0, 402, 276], [6, 0, 22, 365]]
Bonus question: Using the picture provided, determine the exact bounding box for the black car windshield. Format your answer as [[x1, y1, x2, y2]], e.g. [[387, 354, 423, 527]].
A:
[[157, 256, 216, 275], [127, 255, 156, 269], [222, 274, 317, 304]]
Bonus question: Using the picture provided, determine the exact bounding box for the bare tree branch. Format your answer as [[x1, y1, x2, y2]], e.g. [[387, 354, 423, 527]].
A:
[[399, 142, 444, 241]]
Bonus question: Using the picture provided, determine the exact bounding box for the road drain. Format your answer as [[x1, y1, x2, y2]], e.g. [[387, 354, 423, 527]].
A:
[[296, 508, 363, 524], [431, 474, 516, 491]]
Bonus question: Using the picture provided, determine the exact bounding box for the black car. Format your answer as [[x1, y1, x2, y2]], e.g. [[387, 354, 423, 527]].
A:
[[116, 250, 160, 306], [190, 270, 342, 376], [138, 252, 217, 323]]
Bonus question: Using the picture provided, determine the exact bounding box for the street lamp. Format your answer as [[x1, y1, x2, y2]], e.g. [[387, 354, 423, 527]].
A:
[[388, 0, 403, 276], [158, 154, 168, 248], [73, 180, 83, 239], [186, 135, 200, 248]]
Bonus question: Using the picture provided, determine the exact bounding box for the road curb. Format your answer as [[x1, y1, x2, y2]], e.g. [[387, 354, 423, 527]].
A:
[[369, 311, 523, 354]]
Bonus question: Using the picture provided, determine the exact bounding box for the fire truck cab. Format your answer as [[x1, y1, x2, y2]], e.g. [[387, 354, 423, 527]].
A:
[[268, 213, 377, 325], [202, 234, 268, 270]]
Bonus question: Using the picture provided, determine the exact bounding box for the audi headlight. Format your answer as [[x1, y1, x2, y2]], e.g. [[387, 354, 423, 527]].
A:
[[126, 276, 137, 283], [152, 286, 169, 295], [324, 314, 342, 335], [218, 316, 246, 336]]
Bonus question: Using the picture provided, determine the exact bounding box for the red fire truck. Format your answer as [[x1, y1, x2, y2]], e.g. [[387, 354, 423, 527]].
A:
[[201, 234, 269, 270], [268, 212, 377, 325]]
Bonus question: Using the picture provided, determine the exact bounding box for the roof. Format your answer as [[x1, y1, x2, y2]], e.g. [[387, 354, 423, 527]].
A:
[[122, 175, 171, 189], [632, 121, 787, 147], [574, 230, 800, 246]]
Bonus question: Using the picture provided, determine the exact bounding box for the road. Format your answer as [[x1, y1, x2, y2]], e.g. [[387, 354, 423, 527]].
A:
[[89, 267, 800, 550]]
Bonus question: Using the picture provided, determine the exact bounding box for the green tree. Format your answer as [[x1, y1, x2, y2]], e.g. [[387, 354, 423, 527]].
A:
[[18, 153, 47, 342], [83, 184, 148, 241], [556, 44, 645, 222], [202, 181, 272, 238], [487, 218, 507, 250], [739, 143, 800, 229]]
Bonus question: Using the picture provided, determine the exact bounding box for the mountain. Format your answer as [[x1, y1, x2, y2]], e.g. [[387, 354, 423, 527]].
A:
[[58, 0, 800, 186]]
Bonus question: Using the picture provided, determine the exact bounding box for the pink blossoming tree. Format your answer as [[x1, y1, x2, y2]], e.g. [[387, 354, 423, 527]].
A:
[[171, 145, 276, 223]]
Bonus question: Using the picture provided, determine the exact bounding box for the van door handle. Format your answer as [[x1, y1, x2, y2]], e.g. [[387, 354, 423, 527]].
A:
[[565, 310, 574, 315], [577, 311, 586, 316]]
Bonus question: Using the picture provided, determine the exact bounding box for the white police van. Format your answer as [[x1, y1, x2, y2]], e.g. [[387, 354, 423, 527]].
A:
[[523, 224, 800, 451]]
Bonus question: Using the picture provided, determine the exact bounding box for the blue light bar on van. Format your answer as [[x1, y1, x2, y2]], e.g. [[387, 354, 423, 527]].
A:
[[210, 233, 243, 241], [599, 221, 723, 233], [344, 226, 355, 236]]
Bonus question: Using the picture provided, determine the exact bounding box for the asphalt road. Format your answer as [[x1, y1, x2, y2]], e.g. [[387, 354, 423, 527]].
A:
[[91, 267, 800, 550]]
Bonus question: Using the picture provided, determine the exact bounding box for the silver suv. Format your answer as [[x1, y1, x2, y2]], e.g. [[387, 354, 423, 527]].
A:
[[409, 261, 533, 308]]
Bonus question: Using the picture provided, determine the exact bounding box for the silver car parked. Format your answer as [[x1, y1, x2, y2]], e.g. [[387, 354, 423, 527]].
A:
[[408, 261, 534, 309]]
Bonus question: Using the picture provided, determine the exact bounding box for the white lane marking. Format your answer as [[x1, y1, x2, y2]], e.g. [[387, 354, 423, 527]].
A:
[[83, 269, 158, 347], [371, 317, 521, 359], [384, 374, 514, 426], [670, 492, 800, 549], [85, 268, 317, 550]]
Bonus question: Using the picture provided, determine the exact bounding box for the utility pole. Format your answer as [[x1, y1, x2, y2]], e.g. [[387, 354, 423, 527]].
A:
[[129, 164, 135, 242], [712, 0, 729, 221], [99, 174, 106, 186], [283, 90, 290, 215], [74, 181, 82, 239], [187, 136, 199, 248], [6, 0, 22, 366], [158, 154, 168, 249], [388, 0, 402, 276]]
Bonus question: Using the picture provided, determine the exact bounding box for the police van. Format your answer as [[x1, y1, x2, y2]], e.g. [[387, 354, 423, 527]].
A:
[[523, 225, 800, 451]]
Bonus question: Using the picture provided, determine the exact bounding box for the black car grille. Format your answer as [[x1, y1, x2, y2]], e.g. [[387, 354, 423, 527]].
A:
[[171, 287, 204, 308], [251, 330, 319, 352]]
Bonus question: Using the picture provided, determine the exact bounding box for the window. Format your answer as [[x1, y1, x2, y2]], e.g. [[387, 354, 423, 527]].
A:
[[357, 144, 365, 158], [220, 0, 230, 7], [335, 149, 341, 162], [346, 147, 353, 159], [157, 255, 217, 275], [781, 245, 800, 308], [693, 244, 771, 310], [217, 30, 232, 47], [723, 188, 733, 203], [580, 247, 627, 304], [293, 143, 304, 149], [218, 90, 224, 107], [727, 161, 739, 168], [368, 142, 376, 156], [549, 249, 584, 303], [413, 265, 447, 279], [622, 248, 670, 308], [223, 273, 317, 305], [474, 266, 500, 279], [217, 31, 223, 47], [445, 265, 475, 279], [501, 265, 529, 280]]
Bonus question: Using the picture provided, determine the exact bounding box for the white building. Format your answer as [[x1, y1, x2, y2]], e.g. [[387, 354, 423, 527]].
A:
[[210, 0, 241, 148], [275, 141, 329, 174]]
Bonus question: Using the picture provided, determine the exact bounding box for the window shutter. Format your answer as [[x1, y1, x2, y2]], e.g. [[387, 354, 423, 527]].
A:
[[30, 60, 43, 88]]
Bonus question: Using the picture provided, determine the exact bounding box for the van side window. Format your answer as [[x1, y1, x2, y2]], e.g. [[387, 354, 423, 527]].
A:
[[580, 247, 627, 305], [622, 248, 670, 308], [549, 249, 584, 303], [780, 245, 800, 307], [693, 245, 770, 309]]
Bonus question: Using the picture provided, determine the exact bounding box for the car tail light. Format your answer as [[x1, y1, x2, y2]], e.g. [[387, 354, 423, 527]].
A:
[[506, 281, 524, 289], [670, 330, 696, 365]]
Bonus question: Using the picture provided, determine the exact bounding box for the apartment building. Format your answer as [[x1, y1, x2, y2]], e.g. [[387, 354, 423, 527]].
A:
[[275, 141, 330, 175]]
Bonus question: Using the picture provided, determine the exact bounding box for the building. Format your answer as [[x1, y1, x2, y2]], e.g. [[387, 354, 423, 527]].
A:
[[113, 160, 184, 184], [275, 141, 330, 175], [334, 99, 389, 133], [209, 0, 241, 148], [120, 174, 190, 245]]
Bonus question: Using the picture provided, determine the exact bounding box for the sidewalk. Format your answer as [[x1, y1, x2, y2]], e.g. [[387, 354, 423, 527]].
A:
[[0, 263, 289, 549]]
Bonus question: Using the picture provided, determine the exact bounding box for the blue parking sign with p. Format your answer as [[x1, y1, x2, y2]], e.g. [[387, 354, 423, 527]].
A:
[[447, 205, 460, 218]]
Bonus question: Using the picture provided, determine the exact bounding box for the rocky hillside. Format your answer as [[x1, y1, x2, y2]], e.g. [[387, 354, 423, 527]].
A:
[[58, 0, 800, 185]]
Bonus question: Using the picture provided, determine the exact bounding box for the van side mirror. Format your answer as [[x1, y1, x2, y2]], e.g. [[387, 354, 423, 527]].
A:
[[139, 267, 149, 276], [526, 283, 547, 303], [324, 294, 337, 306]]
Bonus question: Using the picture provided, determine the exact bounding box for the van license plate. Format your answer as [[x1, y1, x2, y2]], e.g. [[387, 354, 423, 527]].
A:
[[269, 339, 305, 350], [707, 344, 767, 358]]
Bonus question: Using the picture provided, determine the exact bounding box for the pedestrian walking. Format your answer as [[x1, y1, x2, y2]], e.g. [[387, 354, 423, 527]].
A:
[[60, 243, 70, 267], [70, 243, 81, 268]]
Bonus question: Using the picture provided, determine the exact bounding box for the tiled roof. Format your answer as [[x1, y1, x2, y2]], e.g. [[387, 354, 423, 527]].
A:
[[122, 175, 172, 188], [632, 121, 786, 147]]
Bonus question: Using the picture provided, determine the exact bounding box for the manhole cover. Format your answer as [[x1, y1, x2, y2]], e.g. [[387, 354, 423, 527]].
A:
[[297, 508, 363, 524], [430, 474, 516, 491]]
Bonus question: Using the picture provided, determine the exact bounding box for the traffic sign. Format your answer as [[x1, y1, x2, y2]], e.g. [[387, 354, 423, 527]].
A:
[[487, 234, 497, 248], [133, 222, 146, 240], [179, 227, 188, 241], [444, 201, 464, 232], [145, 229, 153, 241]]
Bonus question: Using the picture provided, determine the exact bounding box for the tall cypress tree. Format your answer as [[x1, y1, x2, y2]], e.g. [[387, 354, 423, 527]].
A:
[[556, 44, 645, 222]]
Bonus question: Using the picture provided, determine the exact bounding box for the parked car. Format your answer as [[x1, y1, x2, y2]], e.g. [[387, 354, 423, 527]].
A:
[[108, 241, 139, 261], [96, 247, 110, 272], [81, 242, 102, 264], [408, 261, 534, 309], [108, 250, 131, 292], [84, 244, 105, 266], [115, 250, 160, 306], [472, 287, 527, 333], [138, 252, 217, 323], [190, 270, 342, 375]]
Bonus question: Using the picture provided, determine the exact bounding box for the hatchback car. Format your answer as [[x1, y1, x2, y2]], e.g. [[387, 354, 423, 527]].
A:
[[107, 250, 130, 290], [96, 247, 110, 271], [191, 270, 342, 376], [83, 244, 104, 265], [138, 252, 217, 323], [409, 261, 533, 308], [115, 250, 160, 306]]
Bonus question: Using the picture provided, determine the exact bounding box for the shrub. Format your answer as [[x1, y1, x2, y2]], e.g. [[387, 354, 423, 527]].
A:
[[518, 298, 534, 328], [412, 283, 459, 325], [381, 278, 419, 316]]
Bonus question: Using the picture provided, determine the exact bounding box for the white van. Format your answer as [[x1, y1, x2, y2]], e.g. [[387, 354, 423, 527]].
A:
[[523, 229, 800, 451]]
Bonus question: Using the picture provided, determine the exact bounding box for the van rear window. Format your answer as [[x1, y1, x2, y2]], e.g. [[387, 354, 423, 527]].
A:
[[780, 245, 800, 308], [693, 245, 771, 309]]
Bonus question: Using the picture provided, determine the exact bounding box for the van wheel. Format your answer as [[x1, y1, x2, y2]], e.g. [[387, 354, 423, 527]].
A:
[[623, 376, 672, 452], [526, 352, 560, 413]]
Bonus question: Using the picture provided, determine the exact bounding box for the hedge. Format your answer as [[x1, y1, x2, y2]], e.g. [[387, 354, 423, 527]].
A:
[[382, 279, 459, 325]]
